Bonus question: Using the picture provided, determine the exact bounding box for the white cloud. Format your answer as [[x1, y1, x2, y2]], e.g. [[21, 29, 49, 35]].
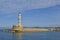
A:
[[0, 0, 60, 14], [23, 0, 56, 9]]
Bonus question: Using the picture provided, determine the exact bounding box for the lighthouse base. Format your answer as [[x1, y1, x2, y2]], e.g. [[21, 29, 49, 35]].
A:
[[12, 25, 23, 31]]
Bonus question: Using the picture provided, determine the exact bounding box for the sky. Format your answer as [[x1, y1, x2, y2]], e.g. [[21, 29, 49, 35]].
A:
[[0, 0, 60, 28]]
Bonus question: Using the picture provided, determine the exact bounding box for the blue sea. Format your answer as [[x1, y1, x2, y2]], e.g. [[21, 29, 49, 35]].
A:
[[0, 31, 60, 40]]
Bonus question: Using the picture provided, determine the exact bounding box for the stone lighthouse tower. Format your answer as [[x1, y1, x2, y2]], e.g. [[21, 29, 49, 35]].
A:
[[12, 12, 23, 31], [18, 12, 23, 29]]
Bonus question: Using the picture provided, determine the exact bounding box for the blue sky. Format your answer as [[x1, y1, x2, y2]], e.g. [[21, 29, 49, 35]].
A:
[[0, 0, 60, 28]]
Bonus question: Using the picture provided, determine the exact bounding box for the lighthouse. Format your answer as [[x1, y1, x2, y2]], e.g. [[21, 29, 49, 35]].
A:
[[12, 12, 23, 31], [18, 12, 22, 28]]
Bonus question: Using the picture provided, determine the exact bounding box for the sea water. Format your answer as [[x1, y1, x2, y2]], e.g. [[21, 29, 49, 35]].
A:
[[0, 31, 60, 40]]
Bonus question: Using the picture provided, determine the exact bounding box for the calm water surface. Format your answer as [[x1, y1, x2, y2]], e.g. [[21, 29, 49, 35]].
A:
[[0, 31, 60, 40]]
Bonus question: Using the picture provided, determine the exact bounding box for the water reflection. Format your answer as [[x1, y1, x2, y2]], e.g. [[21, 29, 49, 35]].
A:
[[12, 32, 22, 40]]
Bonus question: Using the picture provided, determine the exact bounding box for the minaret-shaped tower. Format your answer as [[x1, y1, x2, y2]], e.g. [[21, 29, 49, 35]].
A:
[[18, 12, 22, 27], [13, 12, 23, 31]]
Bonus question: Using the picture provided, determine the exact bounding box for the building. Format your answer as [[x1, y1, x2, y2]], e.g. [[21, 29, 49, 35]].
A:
[[12, 12, 23, 31]]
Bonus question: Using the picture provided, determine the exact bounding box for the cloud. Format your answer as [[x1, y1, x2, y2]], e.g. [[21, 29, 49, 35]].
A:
[[0, 0, 60, 14], [23, 0, 56, 9]]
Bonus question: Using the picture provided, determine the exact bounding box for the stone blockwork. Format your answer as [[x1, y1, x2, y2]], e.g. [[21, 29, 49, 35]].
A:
[[12, 25, 23, 31]]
